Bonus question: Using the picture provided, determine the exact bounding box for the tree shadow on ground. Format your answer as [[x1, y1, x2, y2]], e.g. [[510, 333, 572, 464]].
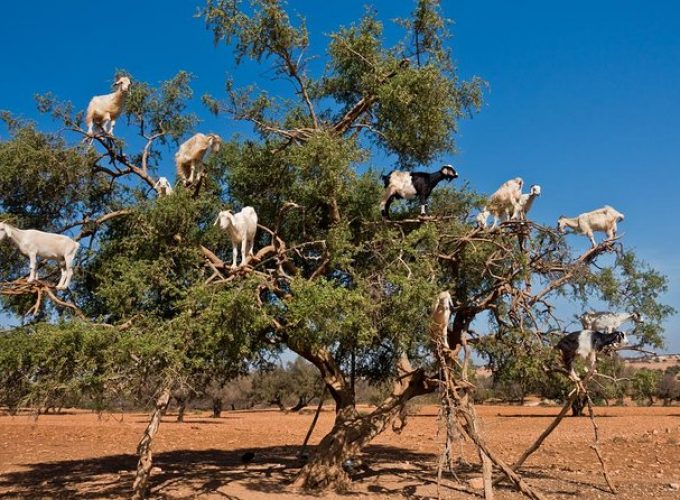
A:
[[0, 443, 602, 499], [0, 444, 435, 499]]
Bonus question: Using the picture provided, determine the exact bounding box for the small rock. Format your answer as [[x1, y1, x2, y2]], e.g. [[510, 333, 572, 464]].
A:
[[670, 483, 680, 491], [151, 466, 162, 474], [652, 429, 659, 435], [468, 478, 485, 490]]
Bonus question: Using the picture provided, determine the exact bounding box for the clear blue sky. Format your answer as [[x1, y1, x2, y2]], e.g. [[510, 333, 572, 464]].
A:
[[1, 1, 678, 350]]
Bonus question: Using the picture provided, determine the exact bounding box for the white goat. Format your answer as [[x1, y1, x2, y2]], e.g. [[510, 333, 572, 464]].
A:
[[557, 205, 624, 247], [86, 76, 132, 137], [475, 209, 490, 229], [580, 311, 643, 333], [175, 133, 222, 186], [430, 291, 454, 349], [0, 222, 79, 290], [480, 177, 524, 229], [214, 207, 258, 268], [153, 177, 173, 197], [512, 184, 541, 220]]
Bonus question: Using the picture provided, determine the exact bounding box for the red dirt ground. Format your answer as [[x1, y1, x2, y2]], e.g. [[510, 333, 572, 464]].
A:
[[1, 404, 679, 499]]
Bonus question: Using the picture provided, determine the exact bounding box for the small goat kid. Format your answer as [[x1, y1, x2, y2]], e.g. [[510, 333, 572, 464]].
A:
[[86, 76, 132, 137], [556, 330, 627, 381], [580, 311, 643, 333], [380, 165, 458, 219], [557, 205, 624, 247], [512, 184, 541, 220], [479, 177, 524, 229], [153, 177, 173, 197], [214, 207, 258, 269], [176, 133, 222, 186], [430, 291, 454, 350], [0, 222, 80, 290]]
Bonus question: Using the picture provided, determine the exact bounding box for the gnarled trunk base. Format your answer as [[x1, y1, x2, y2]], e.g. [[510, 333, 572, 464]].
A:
[[212, 397, 223, 418], [294, 366, 432, 491], [292, 412, 372, 491]]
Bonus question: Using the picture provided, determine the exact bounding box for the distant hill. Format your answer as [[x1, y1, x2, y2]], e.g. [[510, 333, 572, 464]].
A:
[[622, 353, 680, 371]]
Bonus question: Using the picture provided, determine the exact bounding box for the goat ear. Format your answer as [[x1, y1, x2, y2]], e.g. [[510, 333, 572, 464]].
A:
[[3, 225, 11, 238]]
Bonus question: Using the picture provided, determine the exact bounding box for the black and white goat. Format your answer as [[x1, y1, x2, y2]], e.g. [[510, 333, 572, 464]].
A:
[[380, 165, 458, 218], [556, 330, 627, 381]]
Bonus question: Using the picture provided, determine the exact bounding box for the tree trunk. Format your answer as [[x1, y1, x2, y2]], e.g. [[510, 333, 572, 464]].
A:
[[176, 397, 187, 423], [293, 358, 433, 490], [571, 394, 587, 417], [285, 336, 433, 491], [292, 406, 389, 490], [271, 395, 286, 411], [212, 397, 223, 418], [132, 385, 171, 500], [289, 396, 309, 412]]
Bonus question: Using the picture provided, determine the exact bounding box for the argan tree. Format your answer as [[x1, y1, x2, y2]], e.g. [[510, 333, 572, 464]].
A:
[[0, 0, 673, 496]]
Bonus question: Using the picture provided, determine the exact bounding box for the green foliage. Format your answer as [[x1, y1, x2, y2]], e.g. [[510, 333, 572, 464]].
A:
[[125, 71, 199, 145], [0, 117, 106, 230], [587, 251, 675, 348], [657, 370, 680, 404], [631, 368, 662, 405], [83, 192, 210, 320], [0, 1, 674, 424], [372, 64, 460, 165], [480, 330, 553, 403], [203, 0, 309, 66], [0, 322, 168, 411], [397, 0, 451, 66], [249, 357, 322, 409], [285, 277, 376, 348], [323, 9, 384, 105]]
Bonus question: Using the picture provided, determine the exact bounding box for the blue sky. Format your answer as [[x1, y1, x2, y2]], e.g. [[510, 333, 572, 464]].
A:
[[0, 1, 678, 350]]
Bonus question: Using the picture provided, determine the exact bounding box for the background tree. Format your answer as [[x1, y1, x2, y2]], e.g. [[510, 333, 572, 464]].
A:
[[631, 369, 662, 406], [657, 366, 680, 406], [250, 358, 323, 411]]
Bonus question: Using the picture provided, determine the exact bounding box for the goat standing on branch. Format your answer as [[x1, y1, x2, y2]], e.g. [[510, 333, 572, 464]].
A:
[[580, 311, 643, 333], [430, 291, 454, 350], [86, 75, 132, 137], [153, 177, 173, 197], [512, 184, 541, 220], [380, 165, 458, 219], [0, 222, 79, 290], [478, 177, 524, 229], [214, 206, 258, 269], [556, 330, 627, 381], [557, 205, 624, 247], [175, 133, 222, 186]]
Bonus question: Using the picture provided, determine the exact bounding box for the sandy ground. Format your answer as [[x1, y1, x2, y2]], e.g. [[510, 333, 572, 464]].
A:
[[1, 404, 679, 499]]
